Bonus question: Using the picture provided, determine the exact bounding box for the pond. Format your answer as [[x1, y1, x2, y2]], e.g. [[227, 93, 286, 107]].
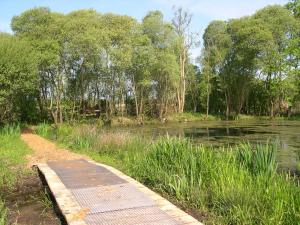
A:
[[116, 120, 300, 172]]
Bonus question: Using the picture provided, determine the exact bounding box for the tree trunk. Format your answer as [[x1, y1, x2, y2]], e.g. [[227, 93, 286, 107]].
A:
[[181, 49, 186, 113], [178, 49, 186, 113], [225, 92, 230, 120], [139, 90, 144, 118], [206, 80, 210, 118], [270, 100, 274, 118]]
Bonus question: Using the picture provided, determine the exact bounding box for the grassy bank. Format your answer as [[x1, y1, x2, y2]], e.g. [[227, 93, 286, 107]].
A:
[[36, 123, 300, 224], [0, 125, 60, 224], [0, 125, 31, 224], [166, 113, 219, 122], [73, 113, 300, 128]]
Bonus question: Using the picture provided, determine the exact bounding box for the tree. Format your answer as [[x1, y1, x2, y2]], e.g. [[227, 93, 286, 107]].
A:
[[286, 0, 300, 106], [142, 11, 179, 119], [185, 65, 200, 112], [224, 17, 275, 117], [254, 5, 299, 117], [130, 28, 155, 118], [201, 21, 231, 117], [286, 0, 300, 18], [0, 33, 38, 123], [172, 7, 193, 113], [12, 7, 65, 124], [5, 4, 299, 124], [101, 13, 136, 119]]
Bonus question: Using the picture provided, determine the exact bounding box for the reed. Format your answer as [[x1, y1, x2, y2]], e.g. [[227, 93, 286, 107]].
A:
[[124, 138, 300, 224], [236, 142, 277, 176]]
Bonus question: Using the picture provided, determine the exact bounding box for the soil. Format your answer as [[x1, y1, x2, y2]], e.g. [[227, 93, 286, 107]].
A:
[[4, 129, 89, 225], [21, 128, 88, 167], [5, 172, 61, 225]]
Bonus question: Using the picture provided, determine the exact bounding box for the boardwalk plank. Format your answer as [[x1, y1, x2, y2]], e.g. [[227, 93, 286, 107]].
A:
[[37, 159, 204, 225]]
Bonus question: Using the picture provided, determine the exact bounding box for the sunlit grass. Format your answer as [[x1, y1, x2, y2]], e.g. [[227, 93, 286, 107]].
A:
[[0, 200, 6, 225], [35, 123, 300, 225], [236, 142, 277, 176], [167, 112, 218, 122], [0, 124, 31, 224], [128, 138, 300, 224], [0, 125, 31, 188]]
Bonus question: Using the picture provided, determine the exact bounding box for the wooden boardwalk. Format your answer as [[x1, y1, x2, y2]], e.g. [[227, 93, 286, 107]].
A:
[[37, 159, 203, 225]]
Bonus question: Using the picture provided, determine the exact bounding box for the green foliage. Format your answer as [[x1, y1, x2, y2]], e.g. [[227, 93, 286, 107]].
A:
[[201, 4, 300, 118], [287, 0, 300, 18], [0, 33, 38, 123], [2, 4, 300, 124], [37, 124, 300, 225]]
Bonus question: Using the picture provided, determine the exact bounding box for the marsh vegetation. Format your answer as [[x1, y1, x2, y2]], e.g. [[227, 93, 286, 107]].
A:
[[36, 123, 300, 224]]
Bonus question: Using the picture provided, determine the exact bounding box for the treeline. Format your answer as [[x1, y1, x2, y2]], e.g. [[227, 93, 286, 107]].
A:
[[201, 1, 300, 118], [0, 1, 299, 124]]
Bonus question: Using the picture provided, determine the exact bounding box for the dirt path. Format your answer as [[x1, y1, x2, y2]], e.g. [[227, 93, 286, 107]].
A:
[[21, 129, 89, 167], [6, 130, 88, 225], [6, 130, 90, 225]]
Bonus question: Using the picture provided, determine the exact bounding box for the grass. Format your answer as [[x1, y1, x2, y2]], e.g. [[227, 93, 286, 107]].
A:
[[167, 112, 219, 122], [125, 139, 300, 224], [37, 188, 54, 216], [297, 151, 300, 171], [236, 142, 277, 176], [0, 125, 31, 188], [167, 113, 293, 122], [0, 201, 6, 225], [0, 124, 31, 225], [289, 114, 300, 121], [36, 123, 300, 225]]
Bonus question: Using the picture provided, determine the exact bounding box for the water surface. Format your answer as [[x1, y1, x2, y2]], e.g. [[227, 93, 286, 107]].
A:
[[116, 120, 300, 171]]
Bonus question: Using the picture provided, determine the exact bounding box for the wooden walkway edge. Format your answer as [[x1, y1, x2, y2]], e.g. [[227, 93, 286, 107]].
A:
[[36, 159, 204, 225]]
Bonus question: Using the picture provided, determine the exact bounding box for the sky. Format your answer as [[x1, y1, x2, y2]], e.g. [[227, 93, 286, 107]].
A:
[[0, 0, 289, 60]]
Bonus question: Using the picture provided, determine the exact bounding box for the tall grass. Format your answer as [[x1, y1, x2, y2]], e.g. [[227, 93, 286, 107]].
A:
[[123, 138, 300, 224], [0, 124, 31, 224], [36, 123, 144, 167], [0, 200, 6, 225], [297, 151, 300, 172], [35, 123, 300, 224], [236, 142, 277, 176], [0, 124, 31, 188]]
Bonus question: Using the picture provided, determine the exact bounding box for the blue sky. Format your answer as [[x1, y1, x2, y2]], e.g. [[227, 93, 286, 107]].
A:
[[0, 0, 288, 59]]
